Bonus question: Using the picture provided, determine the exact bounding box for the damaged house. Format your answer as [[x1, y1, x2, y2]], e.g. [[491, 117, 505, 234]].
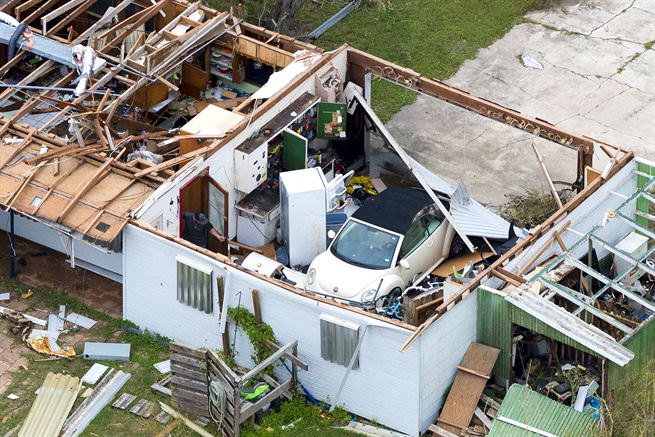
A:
[[0, 0, 653, 435]]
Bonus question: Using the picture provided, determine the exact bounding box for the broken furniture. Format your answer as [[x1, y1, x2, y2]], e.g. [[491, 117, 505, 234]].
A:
[[434, 342, 500, 436]]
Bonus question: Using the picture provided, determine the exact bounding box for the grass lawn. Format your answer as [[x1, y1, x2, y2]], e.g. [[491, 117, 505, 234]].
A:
[[0, 277, 356, 436]]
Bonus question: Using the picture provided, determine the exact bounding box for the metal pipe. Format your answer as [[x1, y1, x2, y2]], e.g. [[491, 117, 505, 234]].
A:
[[0, 83, 120, 96], [9, 209, 15, 278]]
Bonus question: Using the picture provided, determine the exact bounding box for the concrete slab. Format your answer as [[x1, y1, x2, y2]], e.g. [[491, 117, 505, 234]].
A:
[[386, 1, 654, 206]]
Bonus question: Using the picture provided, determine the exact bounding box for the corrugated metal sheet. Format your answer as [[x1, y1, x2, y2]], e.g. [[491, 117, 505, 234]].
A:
[[449, 182, 511, 240], [19, 373, 80, 437], [477, 289, 612, 381], [477, 289, 512, 379], [488, 384, 597, 437]]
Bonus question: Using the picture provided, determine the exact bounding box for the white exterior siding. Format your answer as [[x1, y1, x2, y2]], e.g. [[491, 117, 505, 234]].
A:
[[0, 209, 122, 281], [122, 224, 423, 435], [123, 224, 224, 349], [418, 291, 478, 433]]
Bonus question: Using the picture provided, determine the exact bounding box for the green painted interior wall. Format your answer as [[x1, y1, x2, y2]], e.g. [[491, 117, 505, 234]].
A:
[[608, 318, 655, 390], [478, 289, 655, 392], [477, 289, 599, 381], [636, 161, 654, 228]]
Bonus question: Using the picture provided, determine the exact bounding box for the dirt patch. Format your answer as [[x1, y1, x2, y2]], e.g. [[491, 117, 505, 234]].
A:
[[0, 233, 122, 318]]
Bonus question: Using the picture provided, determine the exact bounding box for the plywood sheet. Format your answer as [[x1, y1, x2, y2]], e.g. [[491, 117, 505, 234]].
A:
[[180, 104, 243, 135], [436, 343, 500, 436]]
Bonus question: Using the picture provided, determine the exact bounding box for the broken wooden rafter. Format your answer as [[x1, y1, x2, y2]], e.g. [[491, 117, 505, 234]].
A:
[[133, 145, 212, 178]]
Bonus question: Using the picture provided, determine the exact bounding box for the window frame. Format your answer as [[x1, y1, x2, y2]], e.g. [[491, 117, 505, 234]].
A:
[[176, 256, 214, 314], [319, 314, 361, 369]]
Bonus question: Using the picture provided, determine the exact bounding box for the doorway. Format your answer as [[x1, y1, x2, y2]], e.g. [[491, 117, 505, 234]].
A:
[[179, 172, 228, 255]]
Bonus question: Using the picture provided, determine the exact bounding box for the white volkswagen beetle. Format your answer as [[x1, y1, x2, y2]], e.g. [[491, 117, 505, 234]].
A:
[[304, 186, 456, 306]]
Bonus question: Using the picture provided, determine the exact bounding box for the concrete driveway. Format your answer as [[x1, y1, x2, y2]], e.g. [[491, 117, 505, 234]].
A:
[[385, 0, 654, 206]]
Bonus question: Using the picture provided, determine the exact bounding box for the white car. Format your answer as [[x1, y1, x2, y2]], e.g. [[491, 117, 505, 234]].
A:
[[304, 186, 456, 305]]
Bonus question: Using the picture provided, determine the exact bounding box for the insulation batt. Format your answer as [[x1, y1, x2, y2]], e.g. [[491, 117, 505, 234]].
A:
[[72, 45, 97, 96]]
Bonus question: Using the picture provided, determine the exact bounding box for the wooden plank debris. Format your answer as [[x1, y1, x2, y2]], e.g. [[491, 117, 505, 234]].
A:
[[112, 393, 136, 410], [435, 343, 500, 436]]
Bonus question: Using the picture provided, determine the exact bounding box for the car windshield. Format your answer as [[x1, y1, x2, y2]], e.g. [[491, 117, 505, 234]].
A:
[[330, 220, 400, 270]]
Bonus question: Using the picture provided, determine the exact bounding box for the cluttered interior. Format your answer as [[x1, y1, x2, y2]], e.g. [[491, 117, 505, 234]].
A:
[[0, 0, 520, 326]]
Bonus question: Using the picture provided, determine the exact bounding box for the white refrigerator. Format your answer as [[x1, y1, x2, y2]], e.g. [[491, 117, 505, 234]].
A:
[[280, 168, 327, 267]]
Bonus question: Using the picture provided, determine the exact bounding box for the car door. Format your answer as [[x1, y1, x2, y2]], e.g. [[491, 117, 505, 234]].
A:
[[397, 209, 443, 285]]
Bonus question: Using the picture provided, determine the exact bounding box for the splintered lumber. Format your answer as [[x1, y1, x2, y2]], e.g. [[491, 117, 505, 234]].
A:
[[134, 146, 212, 178], [435, 343, 500, 436], [159, 402, 213, 437]]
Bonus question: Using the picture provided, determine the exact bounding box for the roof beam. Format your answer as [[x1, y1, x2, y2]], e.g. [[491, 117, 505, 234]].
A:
[[617, 213, 655, 241], [567, 256, 655, 312], [31, 160, 85, 215], [592, 235, 655, 277], [347, 48, 596, 182], [539, 278, 633, 334]]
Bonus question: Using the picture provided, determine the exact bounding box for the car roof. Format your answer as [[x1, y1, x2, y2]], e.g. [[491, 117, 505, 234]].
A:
[[351, 186, 436, 235]]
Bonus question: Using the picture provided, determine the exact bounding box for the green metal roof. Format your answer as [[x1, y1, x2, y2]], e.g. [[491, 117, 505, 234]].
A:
[[488, 384, 597, 437]]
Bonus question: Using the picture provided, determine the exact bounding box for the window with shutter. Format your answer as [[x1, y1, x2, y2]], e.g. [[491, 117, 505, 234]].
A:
[[320, 314, 360, 368], [176, 257, 213, 314]]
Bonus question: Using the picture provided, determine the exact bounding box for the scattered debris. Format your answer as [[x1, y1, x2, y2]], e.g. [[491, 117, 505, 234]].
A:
[[113, 393, 137, 410], [151, 374, 172, 397], [498, 189, 573, 229], [80, 387, 94, 398], [47, 313, 64, 332], [0, 292, 10, 301], [521, 53, 543, 70], [159, 402, 213, 437], [26, 335, 75, 358], [155, 411, 172, 425], [83, 342, 131, 361], [61, 369, 131, 437], [7, 393, 19, 400], [65, 313, 97, 329], [19, 373, 80, 437], [154, 359, 171, 374], [129, 399, 155, 418], [81, 363, 109, 385]]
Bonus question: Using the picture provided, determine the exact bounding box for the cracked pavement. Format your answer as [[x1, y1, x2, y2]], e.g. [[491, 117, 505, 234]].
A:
[[384, 0, 654, 206]]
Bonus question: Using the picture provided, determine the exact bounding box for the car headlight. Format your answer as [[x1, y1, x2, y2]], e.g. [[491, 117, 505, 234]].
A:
[[307, 268, 316, 285], [361, 288, 378, 303]]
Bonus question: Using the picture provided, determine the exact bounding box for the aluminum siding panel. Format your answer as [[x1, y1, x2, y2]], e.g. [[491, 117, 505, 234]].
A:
[[477, 289, 512, 380], [18, 373, 80, 437], [419, 291, 478, 433], [123, 225, 223, 349], [488, 384, 596, 437]]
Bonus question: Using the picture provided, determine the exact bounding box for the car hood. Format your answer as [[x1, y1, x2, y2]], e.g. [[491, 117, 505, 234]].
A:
[[307, 250, 389, 300]]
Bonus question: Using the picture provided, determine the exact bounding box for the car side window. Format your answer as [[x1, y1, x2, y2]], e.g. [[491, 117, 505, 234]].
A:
[[398, 212, 442, 259]]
